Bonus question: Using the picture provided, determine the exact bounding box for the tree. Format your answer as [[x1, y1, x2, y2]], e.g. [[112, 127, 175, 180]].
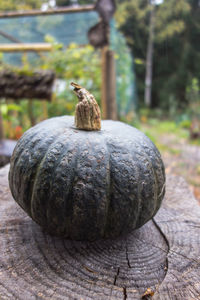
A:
[[115, 0, 151, 106], [153, 0, 191, 107], [144, 0, 155, 107], [115, 0, 200, 109]]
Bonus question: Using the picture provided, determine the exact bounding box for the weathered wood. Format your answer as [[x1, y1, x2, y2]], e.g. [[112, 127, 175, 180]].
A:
[[88, 21, 109, 48], [0, 70, 55, 100], [27, 100, 36, 126], [95, 0, 116, 23], [0, 110, 3, 140], [101, 47, 117, 120], [101, 46, 108, 119], [0, 140, 16, 167], [0, 30, 21, 43], [0, 5, 95, 19], [0, 165, 199, 299], [0, 33, 44, 58], [105, 50, 117, 120], [0, 43, 52, 52], [0, 140, 16, 157]]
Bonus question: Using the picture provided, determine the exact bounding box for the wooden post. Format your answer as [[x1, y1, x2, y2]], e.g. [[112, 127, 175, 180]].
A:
[[0, 30, 44, 58], [0, 109, 4, 140], [0, 43, 52, 52], [28, 101, 36, 126], [101, 47, 117, 120], [101, 46, 108, 119], [42, 102, 48, 121], [0, 5, 95, 18]]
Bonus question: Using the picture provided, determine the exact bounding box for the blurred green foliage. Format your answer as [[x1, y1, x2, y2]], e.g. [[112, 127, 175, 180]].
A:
[[116, 0, 200, 109], [0, 41, 101, 137], [110, 22, 137, 115], [0, 0, 43, 11], [40, 39, 101, 117]]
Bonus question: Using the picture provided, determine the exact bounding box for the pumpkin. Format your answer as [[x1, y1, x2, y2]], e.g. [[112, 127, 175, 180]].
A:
[[9, 83, 165, 241]]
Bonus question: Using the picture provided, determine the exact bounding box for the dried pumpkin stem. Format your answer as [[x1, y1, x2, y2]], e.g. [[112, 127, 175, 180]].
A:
[[71, 82, 101, 131]]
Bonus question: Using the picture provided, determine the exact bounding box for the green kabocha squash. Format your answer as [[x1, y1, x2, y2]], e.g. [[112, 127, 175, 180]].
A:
[[9, 83, 165, 241]]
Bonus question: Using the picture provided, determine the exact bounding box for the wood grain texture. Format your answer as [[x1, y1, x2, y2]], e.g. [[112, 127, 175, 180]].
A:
[[0, 165, 200, 299]]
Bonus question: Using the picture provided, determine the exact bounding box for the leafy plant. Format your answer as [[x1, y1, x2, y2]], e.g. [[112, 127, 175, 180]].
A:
[[0, 41, 101, 138]]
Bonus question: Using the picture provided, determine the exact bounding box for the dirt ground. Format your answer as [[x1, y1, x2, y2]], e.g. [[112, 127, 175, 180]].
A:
[[153, 132, 200, 204]]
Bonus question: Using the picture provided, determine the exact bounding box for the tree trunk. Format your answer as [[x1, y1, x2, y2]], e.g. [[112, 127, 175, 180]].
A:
[[0, 165, 200, 299], [144, 1, 155, 107]]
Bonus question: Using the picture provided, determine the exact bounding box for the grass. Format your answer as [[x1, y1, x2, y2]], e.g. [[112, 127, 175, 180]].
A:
[[142, 118, 189, 138], [134, 118, 189, 154], [130, 117, 200, 159]]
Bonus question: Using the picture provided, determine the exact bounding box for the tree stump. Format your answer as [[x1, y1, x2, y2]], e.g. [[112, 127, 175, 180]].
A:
[[0, 140, 16, 167], [0, 164, 199, 299]]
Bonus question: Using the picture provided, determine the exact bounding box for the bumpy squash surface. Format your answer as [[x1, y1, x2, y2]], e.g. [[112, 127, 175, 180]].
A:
[[9, 84, 165, 240]]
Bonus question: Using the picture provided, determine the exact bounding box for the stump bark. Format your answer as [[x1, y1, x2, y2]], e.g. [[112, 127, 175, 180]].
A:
[[0, 165, 199, 299]]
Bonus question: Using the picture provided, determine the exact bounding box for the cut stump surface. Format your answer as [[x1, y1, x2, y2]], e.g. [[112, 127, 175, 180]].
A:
[[0, 165, 199, 299]]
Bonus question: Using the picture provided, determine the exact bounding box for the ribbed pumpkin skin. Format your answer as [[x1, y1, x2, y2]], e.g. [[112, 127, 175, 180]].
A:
[[9, 116, 165, 241]]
